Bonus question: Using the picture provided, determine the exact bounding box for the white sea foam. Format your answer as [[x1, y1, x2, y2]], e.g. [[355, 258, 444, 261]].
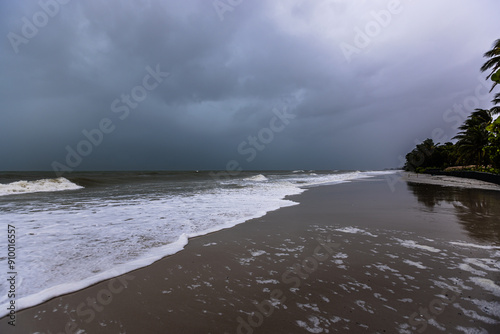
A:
[[450, 242, 500, 250], [355, 300, 374, 314], [255, 279, 279, 285], [459, 264, 487, 276], [403, 260, 428, 270], [244, 174, 268, 182], [374, 293, 388, 301], [373, 264, 399, 273], [0, 178, 302, 316], [469, 299, 500, 318], [0, 177, 82, 196], [455, 326, 489, 334], [292, 170, 395, 188], [296, 316, 324, 333], [470, 277, 500, 297], [398, 298, 413, 303], [453, 303, 499, 324], [334, 227, 378, 237], [464, 258, 500, 272], [0, 170, 397, 317], [428, 318, 446, 331], [250, 250, 266, 257], [2, 235, 188, 319], [395, 239, 441, 253]]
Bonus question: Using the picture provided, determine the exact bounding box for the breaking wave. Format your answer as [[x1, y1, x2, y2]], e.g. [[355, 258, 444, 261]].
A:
[[0, 177, 83, 196], [244, 174, 268, 182]]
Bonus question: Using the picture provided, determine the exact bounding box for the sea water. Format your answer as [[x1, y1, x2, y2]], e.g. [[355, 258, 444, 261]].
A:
[[0, 170, 395, 316]]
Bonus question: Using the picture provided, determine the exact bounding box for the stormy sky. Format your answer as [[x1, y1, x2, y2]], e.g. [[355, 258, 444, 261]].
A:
[[1, 0, 499, 172]]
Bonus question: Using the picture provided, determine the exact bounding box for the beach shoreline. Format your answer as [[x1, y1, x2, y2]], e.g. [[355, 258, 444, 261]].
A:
[[2, 175, 500, 333], [401, 171, 500, 191]]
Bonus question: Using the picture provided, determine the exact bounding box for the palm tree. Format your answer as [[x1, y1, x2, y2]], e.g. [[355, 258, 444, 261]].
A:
[[454, 126, 490, 166], [481, 39, 500, 115], [459, 108, 492, 128], [453, 109, 492, 166], [490, 94, 500, 115], [481, 38, 500, 93]]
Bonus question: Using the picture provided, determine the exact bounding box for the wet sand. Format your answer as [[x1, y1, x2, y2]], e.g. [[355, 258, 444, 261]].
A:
[[2, 175, 500, 333], [401, 172, 500, 191]]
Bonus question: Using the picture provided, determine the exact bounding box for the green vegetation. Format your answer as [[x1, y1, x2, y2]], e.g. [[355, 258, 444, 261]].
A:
[[404, 38, 500, 174]]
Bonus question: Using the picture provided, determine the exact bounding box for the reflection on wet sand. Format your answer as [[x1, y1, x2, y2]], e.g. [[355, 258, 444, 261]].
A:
[[406, 182, 500, 245]]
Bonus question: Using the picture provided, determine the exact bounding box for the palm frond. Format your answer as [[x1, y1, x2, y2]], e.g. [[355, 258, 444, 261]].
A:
[[480, 56, 500, 75], [481, 39, 500, 94], [483, 39, 500, 58], [493, 92, 500, 105], [490, 106, 500, 115]]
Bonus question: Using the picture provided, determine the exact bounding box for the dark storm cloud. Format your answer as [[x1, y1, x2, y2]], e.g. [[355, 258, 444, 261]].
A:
[[1, 0, 499, 171]]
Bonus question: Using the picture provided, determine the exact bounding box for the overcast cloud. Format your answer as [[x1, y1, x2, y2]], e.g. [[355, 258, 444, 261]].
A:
[[1, 0, 499, 172]]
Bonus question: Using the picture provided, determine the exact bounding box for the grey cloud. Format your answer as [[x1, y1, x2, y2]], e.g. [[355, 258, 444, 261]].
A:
[[1, 0, 499, 171]]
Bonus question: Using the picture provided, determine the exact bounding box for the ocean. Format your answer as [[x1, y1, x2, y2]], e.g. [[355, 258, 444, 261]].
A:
[[0, 170, 395, 317]]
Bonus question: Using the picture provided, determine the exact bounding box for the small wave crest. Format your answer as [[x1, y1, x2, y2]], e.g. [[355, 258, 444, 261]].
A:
[[244, 174, 268, 182], [0, 177, 83, 196]]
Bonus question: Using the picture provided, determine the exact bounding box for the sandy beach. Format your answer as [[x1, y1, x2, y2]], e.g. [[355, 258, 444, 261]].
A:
[[401, 172, 500, 191], [2, 173, 500, 333]]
